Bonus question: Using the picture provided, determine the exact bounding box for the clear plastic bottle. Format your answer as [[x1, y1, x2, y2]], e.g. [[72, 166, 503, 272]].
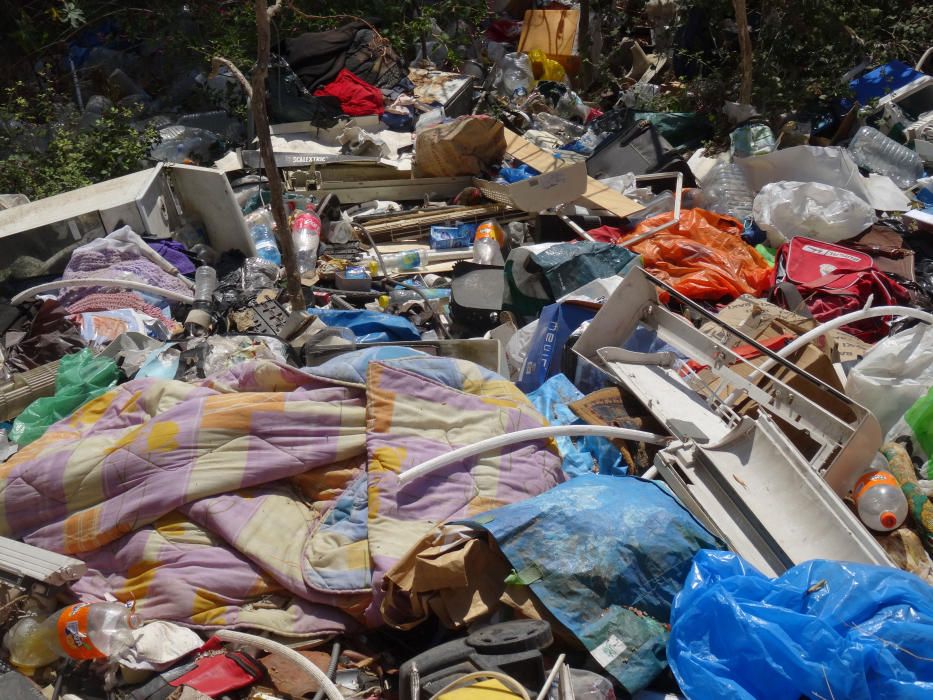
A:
[[387, 288, 451, 305], [700, 163, 754, 222], [498, 53, 534, 100], [193, 266, 217, 304], [291, 205, 322, 274], [847, 125, 923, 189], [245, 209, 281, 265], [473, 236, 505, 265], [4, 603, 141, 671], [366, 249, 429, 276], [533, 112, 586, 142], [852, 454, 908, 531]]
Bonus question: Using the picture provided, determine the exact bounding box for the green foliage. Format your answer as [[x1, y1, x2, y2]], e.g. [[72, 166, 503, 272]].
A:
[[672, 0, 933, 119], [0, 78, 159, 200]]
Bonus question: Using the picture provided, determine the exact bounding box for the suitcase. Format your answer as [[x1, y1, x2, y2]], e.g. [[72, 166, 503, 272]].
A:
[[586, 121, 696, 185]]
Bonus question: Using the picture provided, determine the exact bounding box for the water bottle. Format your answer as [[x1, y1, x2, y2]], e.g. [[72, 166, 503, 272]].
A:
[[4, 602, 141, 671], [366, 249, 429, 276], [498, 53, 533, 101], [185, 266, 218, 337], [388, 288, 451, 305], [473, 237, 505, 266], [847, 125, 923, 189], [851, 454, 908, 531], [533, 113, 586, 142], [291, 205, 322, 274], [246, 209, 281, 265], [700, 163, 754, 222]]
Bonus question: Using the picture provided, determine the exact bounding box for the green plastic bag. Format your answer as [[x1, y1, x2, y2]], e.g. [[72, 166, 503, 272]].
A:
[[11, 349, 119, 446], [905, 386, 933, 461]]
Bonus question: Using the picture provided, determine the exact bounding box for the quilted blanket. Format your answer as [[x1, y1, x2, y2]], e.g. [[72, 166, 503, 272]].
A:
[[0, 353, 563, 637]]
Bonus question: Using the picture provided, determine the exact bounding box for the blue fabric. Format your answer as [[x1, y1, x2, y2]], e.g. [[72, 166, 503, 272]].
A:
[[307, 308, 421, 343], [668, 549, 933, 700], [465, 474, 721, 694], [526, 374, 624, 477], [850, 61, 925, 104]]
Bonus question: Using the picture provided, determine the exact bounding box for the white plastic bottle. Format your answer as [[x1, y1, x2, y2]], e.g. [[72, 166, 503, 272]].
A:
[[852, 454, 908, 532], [847, 125, 923, 189], [291, 205, 322, 274]]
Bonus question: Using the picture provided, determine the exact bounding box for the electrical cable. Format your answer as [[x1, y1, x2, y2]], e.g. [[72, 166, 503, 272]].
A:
[[312, 641, 342, 700]]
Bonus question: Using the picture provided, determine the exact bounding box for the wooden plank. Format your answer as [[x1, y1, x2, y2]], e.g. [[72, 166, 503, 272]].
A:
[[503, 129, 644, 218]]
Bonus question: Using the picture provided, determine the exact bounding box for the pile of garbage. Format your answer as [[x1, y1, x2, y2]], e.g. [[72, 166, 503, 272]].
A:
[[0, 5, 932, 700]]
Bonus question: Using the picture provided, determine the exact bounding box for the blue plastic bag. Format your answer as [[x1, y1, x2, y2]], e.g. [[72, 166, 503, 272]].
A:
[[668, 550, 933, 700], [465, 474, 721, 694], [307, 308, 421, 343], [516, 301, 597, 393], [526, 374, 623, 477]]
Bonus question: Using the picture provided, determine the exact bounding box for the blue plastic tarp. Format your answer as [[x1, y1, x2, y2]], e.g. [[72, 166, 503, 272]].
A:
[[307, 308, 421, 343], [668, 549, 933, 700], [464, 474, 721, 694]]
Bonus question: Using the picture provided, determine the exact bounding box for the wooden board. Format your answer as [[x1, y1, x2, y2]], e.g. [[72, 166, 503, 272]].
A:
[[502, 129, 644, 218]]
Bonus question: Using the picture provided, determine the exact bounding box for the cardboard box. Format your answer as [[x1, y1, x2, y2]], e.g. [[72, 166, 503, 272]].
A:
[[518, 9, 581, 77]]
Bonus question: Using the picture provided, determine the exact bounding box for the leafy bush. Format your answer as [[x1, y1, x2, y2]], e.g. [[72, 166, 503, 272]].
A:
[[0, 78, 158, 200]]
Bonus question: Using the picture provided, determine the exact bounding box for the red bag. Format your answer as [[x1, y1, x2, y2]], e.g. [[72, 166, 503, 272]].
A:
[[771, 237, 910, 342], [168, 636, 264, 696]]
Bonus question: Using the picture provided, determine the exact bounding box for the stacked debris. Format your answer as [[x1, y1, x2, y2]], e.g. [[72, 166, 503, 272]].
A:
[[0, 4, 932, 700]]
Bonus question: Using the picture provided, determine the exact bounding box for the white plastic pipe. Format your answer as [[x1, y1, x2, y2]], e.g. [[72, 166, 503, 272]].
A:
[[723, 305, 933, 407], [215, 629, 345, 700], [398, 425, 670, 486], [755, 306, 933, 379], [12, 279, 195, 305]]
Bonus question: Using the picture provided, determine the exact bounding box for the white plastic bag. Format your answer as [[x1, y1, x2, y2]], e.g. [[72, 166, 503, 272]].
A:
[[752, 181, 875, 246], [846, 324, 933, 434]]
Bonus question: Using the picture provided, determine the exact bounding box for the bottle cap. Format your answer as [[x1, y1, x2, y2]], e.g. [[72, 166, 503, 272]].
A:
[[880, 511, 898, 529]]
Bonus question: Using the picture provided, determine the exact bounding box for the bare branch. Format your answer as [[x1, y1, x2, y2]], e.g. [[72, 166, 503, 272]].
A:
[[210, 57, 252, 100], [253, 0, 304, 308]]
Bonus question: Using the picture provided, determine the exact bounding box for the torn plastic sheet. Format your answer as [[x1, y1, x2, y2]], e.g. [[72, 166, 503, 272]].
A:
[[735, 145, 911, 212]]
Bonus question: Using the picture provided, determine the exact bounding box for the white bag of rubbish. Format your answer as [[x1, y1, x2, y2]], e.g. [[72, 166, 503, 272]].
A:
[[752, 181, 874, 246], [846, 324, 933, 434]]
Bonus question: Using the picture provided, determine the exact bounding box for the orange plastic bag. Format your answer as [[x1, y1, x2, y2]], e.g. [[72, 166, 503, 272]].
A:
[[616, 209, 772, 301]]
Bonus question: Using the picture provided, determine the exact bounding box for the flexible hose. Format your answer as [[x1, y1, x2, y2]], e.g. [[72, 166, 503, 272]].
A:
[[429, 671, 531, 700], [723, 305, 933, 407], [312, 641, 341, 700], [398, 425, 670, 486], [214, 630, 345, 700], [12, 279, 195, 305], [749, 306, 933, 382]]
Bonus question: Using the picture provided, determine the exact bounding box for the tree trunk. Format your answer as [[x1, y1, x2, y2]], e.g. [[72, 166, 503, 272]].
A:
[[252, 0, 304, 309], [732, 0, 753, 105]]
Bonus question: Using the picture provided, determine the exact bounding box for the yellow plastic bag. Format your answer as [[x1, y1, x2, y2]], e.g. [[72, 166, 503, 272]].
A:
[[526, 49, 565, 83]]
